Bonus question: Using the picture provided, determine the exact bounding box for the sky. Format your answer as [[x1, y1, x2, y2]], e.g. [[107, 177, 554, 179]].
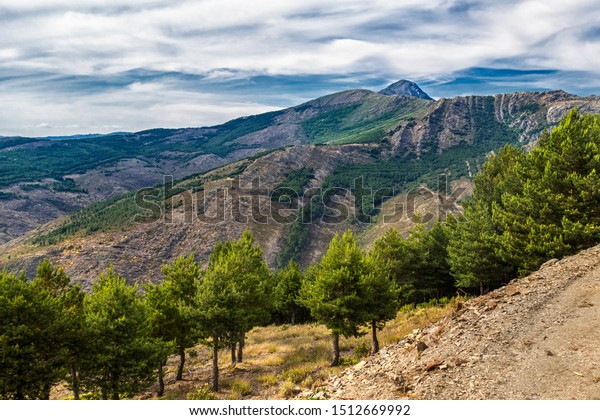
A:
[[1, 0, 600, 137]]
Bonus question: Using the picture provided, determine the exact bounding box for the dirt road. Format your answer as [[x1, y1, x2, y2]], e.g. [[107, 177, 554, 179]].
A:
[[318, 245, 600, 400]]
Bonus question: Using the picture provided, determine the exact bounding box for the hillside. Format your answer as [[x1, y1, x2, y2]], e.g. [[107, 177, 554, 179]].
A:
[[0, 91, 600, 288], [2, 83, 600, 285], [1, 82, 599, 244], [0, 87, 430, 243], [314, 244, 600, 399]]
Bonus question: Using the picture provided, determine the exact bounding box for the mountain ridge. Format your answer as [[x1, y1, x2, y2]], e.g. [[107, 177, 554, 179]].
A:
[[1, 83, 600, 285]]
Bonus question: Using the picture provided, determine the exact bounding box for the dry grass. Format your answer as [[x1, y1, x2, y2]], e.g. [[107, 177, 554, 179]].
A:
[[223, 378, 253, 399], [92, 301, 459, 401], [258, 373, 279, 387]]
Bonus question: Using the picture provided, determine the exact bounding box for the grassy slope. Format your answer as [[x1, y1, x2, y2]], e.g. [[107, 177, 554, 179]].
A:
[[156, 301, 460, 400], [300, 95, 427, 145], [50, 300, 461, 400]]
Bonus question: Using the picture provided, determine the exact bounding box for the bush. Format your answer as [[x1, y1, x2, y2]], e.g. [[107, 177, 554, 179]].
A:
[[186, 384, 216, 400], [227, 379, 253, 397], [278, 379, 299, 399], [258, 373, 279, 387], [284, 344, 330, 366], [353, 340, 371, 359], [281, 366, 312, 384]]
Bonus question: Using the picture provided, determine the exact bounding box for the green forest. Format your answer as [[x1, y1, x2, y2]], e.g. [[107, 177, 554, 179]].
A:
[[2, 110, 600, 400]]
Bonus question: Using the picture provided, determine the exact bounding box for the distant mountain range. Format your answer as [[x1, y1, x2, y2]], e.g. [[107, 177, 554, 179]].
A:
[[41, 132, 133, 141], [1, 81, 599, 285]]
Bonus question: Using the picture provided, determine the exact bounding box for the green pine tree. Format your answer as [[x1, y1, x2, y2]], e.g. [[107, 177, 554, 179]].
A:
[[300, 229, 368, 366], [80, 267, 168, 399], [158, 254, 201, 381], [274, 260, 304, 325], [0, 270, 67, 399], [362, 252, 400, 354], [447, 145, 524, 290], [408, 222, 455, 300], [196, 231, 271, 391], [369, 228, 416, 303], [33, 260, 87, 400], [494, 110, 600, 273]]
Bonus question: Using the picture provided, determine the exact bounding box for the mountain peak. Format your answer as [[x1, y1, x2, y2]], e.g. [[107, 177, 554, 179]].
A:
[[379, 80, 432, 100]]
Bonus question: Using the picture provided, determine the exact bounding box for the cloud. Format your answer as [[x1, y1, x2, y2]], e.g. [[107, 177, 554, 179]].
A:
[[0, 0, 599, 136]]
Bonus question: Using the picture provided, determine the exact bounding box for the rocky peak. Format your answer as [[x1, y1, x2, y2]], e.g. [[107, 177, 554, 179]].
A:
[[379, 79, 433, 100]]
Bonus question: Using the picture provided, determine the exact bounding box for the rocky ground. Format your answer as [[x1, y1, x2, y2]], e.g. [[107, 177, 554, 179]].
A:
[[306, 244, 600, 400]]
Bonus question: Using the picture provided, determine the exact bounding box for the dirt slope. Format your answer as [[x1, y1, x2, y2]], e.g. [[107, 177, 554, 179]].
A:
[[318, 244, 600, 400]]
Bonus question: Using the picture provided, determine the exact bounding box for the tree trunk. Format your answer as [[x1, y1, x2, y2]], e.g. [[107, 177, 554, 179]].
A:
[[237, 335, 244, 363], [291, 309, 296, 325], [42, 381, 51, 400], [70, 363, 80, 400], [211, 338, 219, 392], [331, 333, 340, 367], [157, 360, 165, 397], [479, 281, 484, 296], [371, 320, 380, 355], [176, 347, 185, 381], [111, 373, 120, 400], [230, 342, 237, 366]]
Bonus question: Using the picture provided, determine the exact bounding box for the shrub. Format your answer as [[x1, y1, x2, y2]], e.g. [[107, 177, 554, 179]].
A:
[[353, 340, 371, 359], [278, 379, 298, 399], [258, 373, 279, 387], [281, 367, 312, 384], [186, 384, 216, 400], [228, 379, 253, 397]]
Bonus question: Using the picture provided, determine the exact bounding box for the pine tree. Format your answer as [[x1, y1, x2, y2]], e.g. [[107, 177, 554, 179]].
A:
[[408, 222, 455, 300], [300, 230, 368, 366], [195, 253, 241, 392], [361, 253, 400, 354], [159, 254, 200, 381], [196, 231, 271, 391], [33, 260, 86, 400], [0, 270, 67, 399], [145, 254, 200, 396], [144, 282, 176, 397], [369, 228, 416, 303], [274, 260, 304, 324], [80, 267, 168, 399], [447, 202, 510, 294], [229, 231, 273, 363], [447, 145, 523, 290], [494, 110, 600, 274]]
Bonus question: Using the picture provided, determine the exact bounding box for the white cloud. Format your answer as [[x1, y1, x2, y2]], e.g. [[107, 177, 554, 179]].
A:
[[0, 0, 599, 136]]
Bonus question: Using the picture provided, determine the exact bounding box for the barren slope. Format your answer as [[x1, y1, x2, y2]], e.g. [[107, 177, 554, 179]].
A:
[[0, 145, 375, 288], [319, 244, 600, 400]]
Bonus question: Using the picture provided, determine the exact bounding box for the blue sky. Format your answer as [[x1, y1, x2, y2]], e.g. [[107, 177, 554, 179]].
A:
[[1, 0, 599, 137]]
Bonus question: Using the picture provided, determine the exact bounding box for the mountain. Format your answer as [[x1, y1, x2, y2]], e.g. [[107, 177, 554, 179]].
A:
[[316, 243, 600, 399], [42, 132, 132, 141], [1, 85, 599, 245], [1, 82, 600, 286], [0, 87, 431, 243], [379, 79, 433, 100]]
